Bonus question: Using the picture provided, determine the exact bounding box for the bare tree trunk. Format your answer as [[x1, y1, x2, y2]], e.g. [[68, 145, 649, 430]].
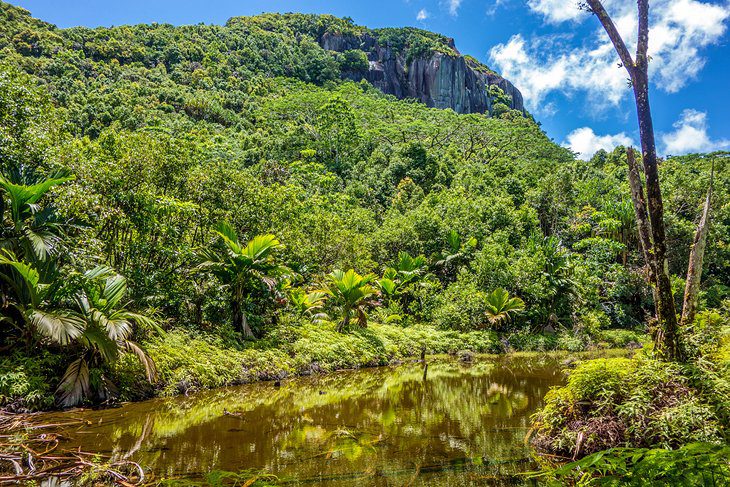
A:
[[626, 148, 659, 307], [586, 0, 681, 360], [632, 69, 681, 361], [681, 163, 714, 326]]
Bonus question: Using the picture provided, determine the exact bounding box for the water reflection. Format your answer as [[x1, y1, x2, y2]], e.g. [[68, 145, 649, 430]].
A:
[[37, 354, 574, 485]]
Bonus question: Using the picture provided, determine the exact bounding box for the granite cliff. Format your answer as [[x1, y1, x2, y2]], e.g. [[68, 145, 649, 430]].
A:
[[320, 30, 524, 115]]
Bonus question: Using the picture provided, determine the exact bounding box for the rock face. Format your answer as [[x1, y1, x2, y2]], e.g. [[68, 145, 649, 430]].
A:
[[320, 32, 524, 115]]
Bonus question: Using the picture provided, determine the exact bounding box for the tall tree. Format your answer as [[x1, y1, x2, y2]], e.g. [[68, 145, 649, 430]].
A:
[[584, 0, 680, 360], [587, 1, 716, 360]]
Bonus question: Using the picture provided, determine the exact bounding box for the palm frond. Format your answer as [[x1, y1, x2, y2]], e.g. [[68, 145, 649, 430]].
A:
[[102, 274, 127, 309], [123, 340, 157, 382], [29, 309, 84, 345], [56, 358, 90, 408], [213, 221, 242, 254]]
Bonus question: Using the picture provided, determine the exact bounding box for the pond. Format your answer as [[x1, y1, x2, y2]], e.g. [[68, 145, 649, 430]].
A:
[[34, 353, 600, 485]]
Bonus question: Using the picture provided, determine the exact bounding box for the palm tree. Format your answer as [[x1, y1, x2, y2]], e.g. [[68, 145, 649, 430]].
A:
[[57, 266, 158, 407], [434, 230, 477, 282], [0, 252, 158, 407], [289, 288, 328, 322], [321, 269, 377, 332], [0, 250, 83, 348], [485, 288, 525, 328], [0, 171, 73, 264], [198, 222, 288, 339], [526, 234, 576, 328], [393, 251, 428, 285], [377, 251, 429, 307]]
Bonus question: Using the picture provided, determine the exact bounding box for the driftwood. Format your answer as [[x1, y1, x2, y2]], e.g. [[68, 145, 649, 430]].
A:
[[0, 413, 146, 485]]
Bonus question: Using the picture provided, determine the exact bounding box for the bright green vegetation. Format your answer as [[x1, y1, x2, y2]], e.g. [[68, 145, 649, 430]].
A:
[[0, 3, 729, 486], [534, 442, 730, 486], [0, 2, 728, 469], [531, 309, 730, 483]]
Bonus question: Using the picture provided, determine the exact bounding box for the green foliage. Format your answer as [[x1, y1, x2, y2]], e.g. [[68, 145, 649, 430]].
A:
[[0, 351, 59, 411], [532, 346, 729, 458], [320, 269, 377, 331], [338, 49, 369, 73], [0, 1, 729, 417], [535, 442, 730, 486], [128, 323, 500, 396], [484, 288, 525, 328], [198, 225, 288, 338]]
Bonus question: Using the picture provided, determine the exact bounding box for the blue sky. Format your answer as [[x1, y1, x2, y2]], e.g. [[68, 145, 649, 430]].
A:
[[14, 0, 730, 159]]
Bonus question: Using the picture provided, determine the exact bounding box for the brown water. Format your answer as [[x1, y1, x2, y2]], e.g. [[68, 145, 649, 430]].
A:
[[36, 354, 585, 486]]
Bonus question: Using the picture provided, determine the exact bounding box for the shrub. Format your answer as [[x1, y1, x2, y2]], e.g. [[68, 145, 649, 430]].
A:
[[598, 329, 646, 348], [532, 354, 727, 457], [432, 280, 488, 331], [0, 352, 60, 412], [506, 328, 558, 351]]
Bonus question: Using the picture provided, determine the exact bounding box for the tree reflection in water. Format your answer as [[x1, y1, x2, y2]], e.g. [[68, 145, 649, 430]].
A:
[[35, 353, 619, 485]]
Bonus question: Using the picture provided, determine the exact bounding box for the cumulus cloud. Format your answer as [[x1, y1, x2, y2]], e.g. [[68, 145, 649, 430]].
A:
[[417, 8, 429, 21], [661, 109, 730, 154], [448, 0, 462, 16], [490, 0, 729, 112], [563, 127, 634, 160]]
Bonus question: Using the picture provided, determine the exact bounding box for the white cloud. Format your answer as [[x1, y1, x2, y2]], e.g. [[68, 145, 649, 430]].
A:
[[448, 0, 462, 16], [417, 8, 429, 21], [527, 0, 583, 23], [564, 127, 634, 160], [490, 0, 730, 112], [486, 0, 506, 16], [661, 109, 730, 154], [489, 34, 627, 111]]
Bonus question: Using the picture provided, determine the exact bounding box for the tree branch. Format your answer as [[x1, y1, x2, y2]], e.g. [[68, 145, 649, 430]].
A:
[[636, 0, 649, 69], [585, 0, 636, 74]]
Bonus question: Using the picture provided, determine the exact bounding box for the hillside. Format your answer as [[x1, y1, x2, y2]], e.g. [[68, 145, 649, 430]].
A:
[[0, 3, 523, 118], [0, 0, 728, 416]]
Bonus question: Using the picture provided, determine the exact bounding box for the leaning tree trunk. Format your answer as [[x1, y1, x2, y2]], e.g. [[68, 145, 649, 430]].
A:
[[681, 164, 714, 326], [626, 148, 659, 306]]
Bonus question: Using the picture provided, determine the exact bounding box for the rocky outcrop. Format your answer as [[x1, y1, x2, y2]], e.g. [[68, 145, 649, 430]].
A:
[[320, 32, 524, 115]]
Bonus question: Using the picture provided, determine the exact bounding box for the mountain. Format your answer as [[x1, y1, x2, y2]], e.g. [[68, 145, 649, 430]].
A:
[[0, 4, 523, 116]]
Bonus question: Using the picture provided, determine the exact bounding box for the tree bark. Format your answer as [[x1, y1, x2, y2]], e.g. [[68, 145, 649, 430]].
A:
[[586, 0, 681, 360], [630, 50, 681, 362], [681, 164, 714, 326], [626, 148, 659, 306], [232, 298, 255, 339]]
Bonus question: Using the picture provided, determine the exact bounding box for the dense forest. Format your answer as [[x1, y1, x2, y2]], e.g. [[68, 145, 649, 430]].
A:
[[0, 0, 728, 484]]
